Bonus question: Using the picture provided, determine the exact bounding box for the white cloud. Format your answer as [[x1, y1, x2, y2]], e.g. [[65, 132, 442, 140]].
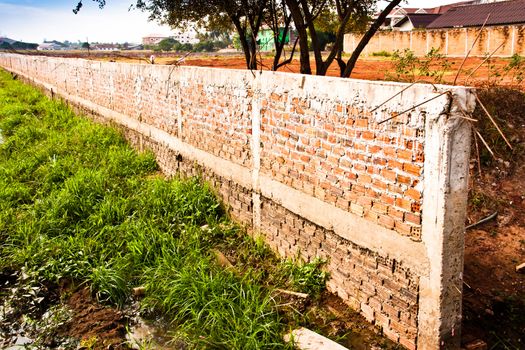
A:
[[0, 0, 176, 43]]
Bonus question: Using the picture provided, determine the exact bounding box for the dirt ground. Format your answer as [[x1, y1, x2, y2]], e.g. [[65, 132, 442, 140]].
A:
[[27, 50, 520, 87]]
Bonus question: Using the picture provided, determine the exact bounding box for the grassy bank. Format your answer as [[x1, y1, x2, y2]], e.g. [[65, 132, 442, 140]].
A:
[[0, 69, 329, 349]]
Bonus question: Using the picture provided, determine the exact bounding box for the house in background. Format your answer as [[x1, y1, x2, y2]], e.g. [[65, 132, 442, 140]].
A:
[[38, 40, 68, 51], [142, 34, 169, 46], [0, 37, 38, 50], [142, 31, 198, 46], [92, 43, 120, 51], [393, 14, 442, 31], [379, 1, 475, 30], [427, 0, 525, 29], [344, 0, 525, 56], [257, 28, 291, 52]]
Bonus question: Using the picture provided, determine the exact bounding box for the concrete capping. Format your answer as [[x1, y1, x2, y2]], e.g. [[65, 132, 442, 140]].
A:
[[417, 90, 475, 349]]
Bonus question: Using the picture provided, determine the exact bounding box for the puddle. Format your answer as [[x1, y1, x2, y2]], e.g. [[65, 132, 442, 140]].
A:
[[126, 315, 186, 350]]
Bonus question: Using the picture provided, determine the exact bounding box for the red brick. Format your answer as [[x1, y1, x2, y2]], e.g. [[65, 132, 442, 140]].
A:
[[379, 214, 395, 229], [279, 129, 290, 138], [358, 173, 372, 184], [381, 193, 395, 205], [382, 169, 397, 182], [403, 163, 422, 176], [404, 212, 421, 225], [357, 197, 373, 207], [369, 145, 381, 154], [397, 174, 412, 185], [388, 159, 404, 170], [355, 118, 368, 128], [404, 188, 421, 201], [395, 220, 413, 236], [383, 146, 397, 157], [399, 336, 417, 350], [395, 197, 412, 211], [362, 131, 375, 140], [397, 149, 413, 161], [372, 202, 388, 214]]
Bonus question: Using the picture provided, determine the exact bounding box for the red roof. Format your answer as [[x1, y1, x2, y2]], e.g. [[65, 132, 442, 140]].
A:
[[394, 14, 442, 29], [424, 1, 475, 14], [428, 0, 525, 29]]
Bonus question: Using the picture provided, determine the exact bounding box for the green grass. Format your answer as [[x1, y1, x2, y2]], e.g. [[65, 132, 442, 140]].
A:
[[0, 69, 328, 349]]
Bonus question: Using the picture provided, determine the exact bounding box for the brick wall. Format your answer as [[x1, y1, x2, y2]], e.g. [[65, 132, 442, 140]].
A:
[[344, 25, 525, 57], [0, 54, 476, 349]]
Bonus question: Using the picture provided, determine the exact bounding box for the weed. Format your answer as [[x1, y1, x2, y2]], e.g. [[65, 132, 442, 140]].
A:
[[388, 48, 452, 83], [371, 50, 392, 57], [79, 336, 98, 350], [281, 258, 329, 298], [481, 53, 525, 88]]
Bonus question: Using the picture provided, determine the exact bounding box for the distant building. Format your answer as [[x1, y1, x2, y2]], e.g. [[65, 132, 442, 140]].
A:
[[142, 34, 169, 45], [37, 40, 68, 51], [92, 43, 119, 51], [393, 14, 442, 31], [142, 31, 199, 46], [257, 28, 292, 52], [0, 37, 38, 50], [427, 0, 525, 29], [379, 1, 475, 30], [171, 30, 199, 44], [37, 43, 64, 51]]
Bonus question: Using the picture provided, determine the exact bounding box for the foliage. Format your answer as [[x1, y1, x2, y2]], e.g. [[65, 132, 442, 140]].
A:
[[281, 258, 329, 298], [371, 50, 391, 57], [388, 48, 452, 83], [157, 38, 178, 51], [479, 53, 525, 88]]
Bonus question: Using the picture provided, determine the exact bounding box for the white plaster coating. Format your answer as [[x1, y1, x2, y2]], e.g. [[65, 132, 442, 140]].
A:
[[251, 71, 263, 230], [418, 90, 475, 349]]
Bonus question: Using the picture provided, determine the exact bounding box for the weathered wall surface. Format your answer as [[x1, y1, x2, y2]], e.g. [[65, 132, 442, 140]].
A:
[[344, 25, 525, 57], [0, 54, 476, 350]]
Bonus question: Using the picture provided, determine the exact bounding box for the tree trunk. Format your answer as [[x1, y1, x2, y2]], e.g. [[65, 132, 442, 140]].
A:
[[342, 0, 402, 77], [286, 0, 312, 74], [232, 19, 254, 70]]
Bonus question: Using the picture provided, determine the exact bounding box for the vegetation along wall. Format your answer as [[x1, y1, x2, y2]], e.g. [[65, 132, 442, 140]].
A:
[[0, 54, 476, 350], [344, 25, 525, 57]]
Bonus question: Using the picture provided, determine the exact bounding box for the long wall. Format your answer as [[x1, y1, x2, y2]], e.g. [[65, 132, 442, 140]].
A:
[[0, 54, 476, 349], [344, 25, 525, 57]]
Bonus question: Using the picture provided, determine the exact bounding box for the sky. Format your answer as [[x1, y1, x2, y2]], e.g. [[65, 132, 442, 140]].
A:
[[0, 0, 466, 44]]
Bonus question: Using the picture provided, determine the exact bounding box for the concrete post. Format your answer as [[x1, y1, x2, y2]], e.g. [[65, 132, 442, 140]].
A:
[[417, 89, 476, 349]]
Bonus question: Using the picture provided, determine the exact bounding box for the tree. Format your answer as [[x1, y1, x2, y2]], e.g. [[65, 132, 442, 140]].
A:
[[158, 37, 178, 51], [75, 0, 268, 70], [340, 0, 401, 77], [284, 0, 375, 76], [74, 0, 401, 77]]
